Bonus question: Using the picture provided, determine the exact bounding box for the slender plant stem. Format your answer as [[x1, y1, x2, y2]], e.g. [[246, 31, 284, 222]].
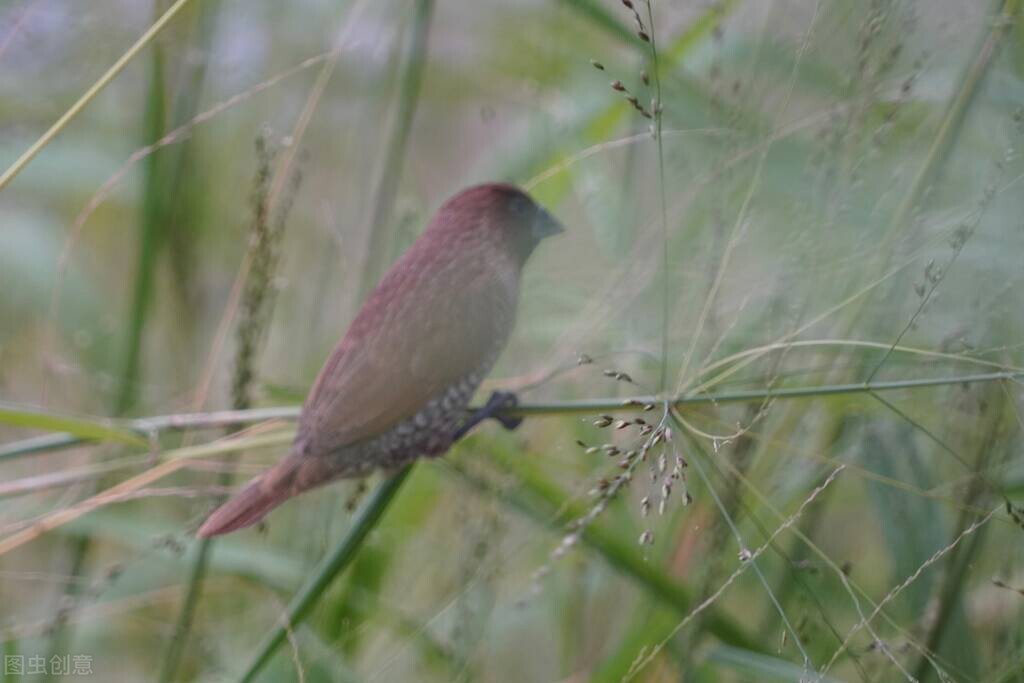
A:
[[358, 0, 435, 299], [117, 22, 169, 416], [556, 0, 645, 47], [643, 0, 670, 395], [42, 7, 177, 670], [450, 456, 761, 652], [162, 101, 294, 680], [911, 383, 1006, 682], [880, 0, 1017, 262], [237, 467, 412, 683], [750, 4, 1020, 670], [159, 535, 215, 682], [508, 371, 1022, 415], [838, 0, 1017, 340], [0, 0, 192, 193], [1, 371, 1021, 461], [0, 405, 145, 448]]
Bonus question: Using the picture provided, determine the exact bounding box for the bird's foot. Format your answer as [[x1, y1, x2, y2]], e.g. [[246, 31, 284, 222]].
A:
[[483, 391, 523, 431], [454, 391, 523, 440]]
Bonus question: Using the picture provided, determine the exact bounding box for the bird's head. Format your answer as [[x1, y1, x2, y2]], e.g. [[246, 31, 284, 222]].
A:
[[434, 183, 564, 263]]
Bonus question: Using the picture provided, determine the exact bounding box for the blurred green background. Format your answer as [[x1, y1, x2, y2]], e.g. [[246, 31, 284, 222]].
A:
[[1, 0, 1023, 681]]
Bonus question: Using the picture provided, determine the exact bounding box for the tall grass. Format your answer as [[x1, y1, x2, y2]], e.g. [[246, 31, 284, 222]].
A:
[[1, 0, 1023, 681]]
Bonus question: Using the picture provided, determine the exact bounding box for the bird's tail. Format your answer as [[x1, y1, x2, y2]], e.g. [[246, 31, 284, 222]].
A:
[[196, 455, 324, 538]]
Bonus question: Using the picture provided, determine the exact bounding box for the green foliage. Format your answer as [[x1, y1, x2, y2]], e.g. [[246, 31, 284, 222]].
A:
[[2, 0, 1024, 681]]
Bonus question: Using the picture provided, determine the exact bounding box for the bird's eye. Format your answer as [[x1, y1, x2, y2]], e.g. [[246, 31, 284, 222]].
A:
[[509, 195, 532, 219]]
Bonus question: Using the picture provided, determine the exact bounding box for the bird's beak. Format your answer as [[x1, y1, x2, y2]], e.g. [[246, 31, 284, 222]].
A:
[[533, 207, 565, 241]]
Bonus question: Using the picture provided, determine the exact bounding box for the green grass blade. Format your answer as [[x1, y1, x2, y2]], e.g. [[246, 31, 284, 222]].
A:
[[0, 0, 193, 192], [237, 467, 412, 682], [2, 370, 1019, 458], [706, 644, 846, 682], [115, 27, 169, 415], [449, 447, 761, 652], [555, 0, 641, 47], [359, 0, 435, 298], [0, 403, 146, 447]]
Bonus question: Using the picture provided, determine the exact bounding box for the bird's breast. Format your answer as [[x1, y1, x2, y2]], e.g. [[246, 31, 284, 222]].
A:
[[333, 363, 491, 476], [295, 236, 522, 472]]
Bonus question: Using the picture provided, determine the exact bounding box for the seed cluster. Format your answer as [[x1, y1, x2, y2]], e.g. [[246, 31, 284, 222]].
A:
[[619, 0, 651, 43], [569, 367, 696, 548], [588, 1, 662, 122], [576, 407, 692, 550], [232, 129, 304, 411]]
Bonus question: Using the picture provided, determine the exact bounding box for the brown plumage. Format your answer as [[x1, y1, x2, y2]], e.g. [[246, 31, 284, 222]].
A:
[[197, 183, 563, 537]]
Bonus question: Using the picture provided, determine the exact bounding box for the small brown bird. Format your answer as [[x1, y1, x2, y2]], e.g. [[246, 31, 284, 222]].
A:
[[197, 183, 563, 537]]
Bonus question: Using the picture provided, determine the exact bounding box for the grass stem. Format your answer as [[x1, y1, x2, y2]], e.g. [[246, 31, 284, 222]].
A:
[[0, 0, 192, 192], [1, 371, 1020, 461], [237, 467, 412, 682]]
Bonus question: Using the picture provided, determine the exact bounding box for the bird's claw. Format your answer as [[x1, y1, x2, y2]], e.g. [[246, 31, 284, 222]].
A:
[[484, 391, 523, 431], [454, 391, 523, 441]]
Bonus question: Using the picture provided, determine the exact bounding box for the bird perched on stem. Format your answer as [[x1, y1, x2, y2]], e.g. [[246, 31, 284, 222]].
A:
[[197, 183, 563, 537]]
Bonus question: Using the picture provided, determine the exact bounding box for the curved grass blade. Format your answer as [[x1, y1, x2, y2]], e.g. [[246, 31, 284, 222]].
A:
[[0, 403, 146, 447], [448, 447, 761, 652], [237, 466, 412, 683], [0, 0, 193, 192], [2, 370, 1020, 458], [707, 644, 846, 683]]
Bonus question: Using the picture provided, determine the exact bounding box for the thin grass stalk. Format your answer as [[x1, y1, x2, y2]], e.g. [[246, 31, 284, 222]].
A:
[[752, 415, 847, 633], [592, 605, 679, 681], [0, 0, 192, 192], [678, 352, 789, 659], [911, 385, 1008, 681], [117, 28, 169, 415], [556, 0, 645, 47], [2, 370, 1022, 461], [40, 534, 89, 683], [834, 0, 1017, 348], [676, 406, 762, 663], [0, 432, 295, 559], [744, 0, 1019, 638], [449, 455, 760, 652], [358, 0, 435, 299], [674, 425, 813, 672], [160, 130, 296, 682], [559, 555, 589, 677], [162, 1, 219, 330], [237, 467, 412, 682], [683, 420, 878, 683], [564, 0, 773, 154], [509, 371, 1024, 415], [640, 0, 670, 395], [878, 0, 1018, 264], [156, 478, 221, 681], [43, 12, 172, 672], [703, 415, 977, 680], [914, 522, 989, 682], [340, 588, 459, 676], [0, 407, 146, 450]]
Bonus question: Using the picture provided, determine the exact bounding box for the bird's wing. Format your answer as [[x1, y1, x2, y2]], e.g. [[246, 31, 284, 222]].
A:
[[297, 251, 518, 455]]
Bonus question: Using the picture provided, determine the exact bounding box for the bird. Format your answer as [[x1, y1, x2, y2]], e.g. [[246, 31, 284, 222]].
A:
[[197, 183, 563, 537]]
